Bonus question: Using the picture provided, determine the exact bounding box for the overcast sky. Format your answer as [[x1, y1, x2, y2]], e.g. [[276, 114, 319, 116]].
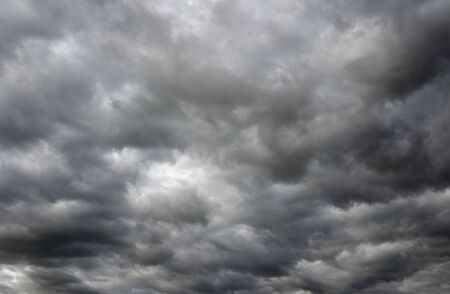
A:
[[1, 1, 450, 293]]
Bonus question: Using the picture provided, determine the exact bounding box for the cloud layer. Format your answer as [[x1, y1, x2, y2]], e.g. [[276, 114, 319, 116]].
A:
[[1, 1, 450, 293]]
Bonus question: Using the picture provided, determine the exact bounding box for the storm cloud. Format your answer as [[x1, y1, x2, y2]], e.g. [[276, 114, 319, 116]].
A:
[[1, 1, 450, 293]]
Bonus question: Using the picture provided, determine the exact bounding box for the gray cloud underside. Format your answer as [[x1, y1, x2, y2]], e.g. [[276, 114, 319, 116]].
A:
[[1, 1, 450, 293]]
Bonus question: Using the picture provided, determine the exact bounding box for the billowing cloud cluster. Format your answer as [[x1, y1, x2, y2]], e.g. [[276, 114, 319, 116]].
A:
[[1, 1, 450, 293]]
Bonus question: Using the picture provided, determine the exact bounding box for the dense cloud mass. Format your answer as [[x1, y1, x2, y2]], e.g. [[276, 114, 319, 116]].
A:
[[1, 1, 450, 293]]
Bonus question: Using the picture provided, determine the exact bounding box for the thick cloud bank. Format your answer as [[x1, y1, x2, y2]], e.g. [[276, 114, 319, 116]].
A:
[[1, 1, 450, 293]]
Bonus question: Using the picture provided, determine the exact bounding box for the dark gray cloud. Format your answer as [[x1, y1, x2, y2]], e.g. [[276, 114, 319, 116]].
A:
[[0, 0, 449, 293]]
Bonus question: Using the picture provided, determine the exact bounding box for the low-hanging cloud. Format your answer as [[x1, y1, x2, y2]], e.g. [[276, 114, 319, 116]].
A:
[[1, 1, 450, 293]]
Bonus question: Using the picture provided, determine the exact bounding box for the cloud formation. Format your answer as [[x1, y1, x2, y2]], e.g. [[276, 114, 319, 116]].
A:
[[1, 1, 449, 293]]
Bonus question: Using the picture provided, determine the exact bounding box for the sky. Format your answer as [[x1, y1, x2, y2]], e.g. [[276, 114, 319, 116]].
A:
[[0, 1, 450, 293]]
